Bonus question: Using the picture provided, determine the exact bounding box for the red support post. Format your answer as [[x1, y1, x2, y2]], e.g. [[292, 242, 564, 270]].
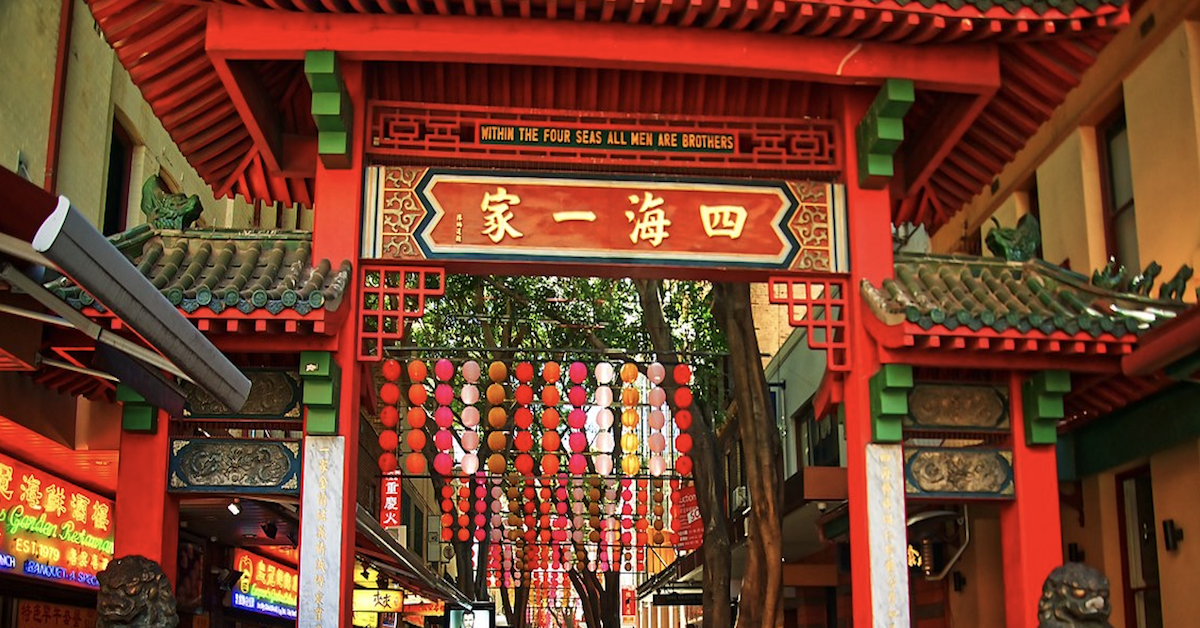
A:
[[310, 59, 366, 628], [838, 86, 898, 627], [1001, 371, 1063, 628], [113, 408, 179, 585]]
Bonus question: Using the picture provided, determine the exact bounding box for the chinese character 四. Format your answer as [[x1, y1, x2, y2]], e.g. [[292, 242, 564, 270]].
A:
[[626, 192, 671, 247], [699, 205, 747, 239], [481, 187, 524, 243]]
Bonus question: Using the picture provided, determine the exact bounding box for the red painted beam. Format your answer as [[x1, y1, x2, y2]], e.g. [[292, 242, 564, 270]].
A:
[[901, 90, 996, 197], [205, 4, 1000, 93], [209, 56, 287, 175], [1123, 306, 1200, 376]]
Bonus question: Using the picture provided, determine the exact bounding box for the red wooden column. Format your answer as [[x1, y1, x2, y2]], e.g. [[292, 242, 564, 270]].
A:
[[1001, 372, 1062, 628], [310, 59, 366, 628], [113, 408, 179, 585], [837, 87, 899, 627]]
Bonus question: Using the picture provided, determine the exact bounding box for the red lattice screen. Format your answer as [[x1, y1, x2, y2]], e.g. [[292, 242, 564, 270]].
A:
[[367, 101, 840, 176], [768, 275, 851, 371], [358, 265, 446, 360]]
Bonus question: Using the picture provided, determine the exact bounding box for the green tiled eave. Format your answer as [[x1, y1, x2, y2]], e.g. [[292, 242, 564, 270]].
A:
[[861, 254, 1185, 338], [874, 0, 1126, 16], [47, 227, 352, 317]]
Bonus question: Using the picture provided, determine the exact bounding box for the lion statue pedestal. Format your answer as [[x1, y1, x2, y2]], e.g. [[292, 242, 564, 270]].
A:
[[1038, 563, 1113, 628], [97, 556, 179, 628]]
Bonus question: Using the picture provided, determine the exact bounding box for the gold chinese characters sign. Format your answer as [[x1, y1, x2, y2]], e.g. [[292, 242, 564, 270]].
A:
[[365, 167, 847, 272]]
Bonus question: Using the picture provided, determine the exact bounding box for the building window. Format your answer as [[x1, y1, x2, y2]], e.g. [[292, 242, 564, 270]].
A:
[[1117, 467, 1162, 628], [103, 119, 135, 236], [1100, 110, 1138, 270]]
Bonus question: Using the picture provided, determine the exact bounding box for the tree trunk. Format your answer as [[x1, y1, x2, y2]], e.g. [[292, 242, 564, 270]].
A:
[[713, 282, 784, 628], [635, 280, 733, 628]]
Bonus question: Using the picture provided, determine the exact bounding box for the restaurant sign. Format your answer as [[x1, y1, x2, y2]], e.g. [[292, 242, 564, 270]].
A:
[[0, 452, 114, 588], [231, 548, 299, 619], [365, 167, 847, 273]]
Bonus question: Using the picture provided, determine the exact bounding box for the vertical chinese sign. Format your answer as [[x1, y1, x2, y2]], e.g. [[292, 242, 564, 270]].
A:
[[380, 473, 401, 529], [299, 437, 345, 628], [231, 548, 299, 619], [0, 452, 114, 588]]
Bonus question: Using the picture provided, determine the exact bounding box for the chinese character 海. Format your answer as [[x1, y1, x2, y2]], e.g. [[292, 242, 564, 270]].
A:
[[70, 493, 89, 523], [625, 192, 671, 247], [20, 474, 43, 509], [699, 205, 748, 239], [91, 502, 110, 531], [43, 484, 67, 516], [481, 187, 524, 243], [0, 461, 13, 500]]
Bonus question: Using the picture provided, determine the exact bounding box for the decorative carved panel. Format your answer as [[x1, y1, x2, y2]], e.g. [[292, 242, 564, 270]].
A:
[[182, 370, 301, 419], [904, 448, 1014, 499], [169, 439, 300, 494], [904, 384, 1009, 430]]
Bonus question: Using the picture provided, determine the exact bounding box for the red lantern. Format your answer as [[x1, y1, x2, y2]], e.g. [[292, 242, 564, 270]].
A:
[[543, 362, 561, 382], [380, 406, 399, 428], [378, 452, 398, 473], [675, 433, 693, 454], [408, 384, 428, 405], [568, 409, 587, 430], [434, 384, 454, 406], [515, 431, 534, 452], [382, 359, 402, 382], [515, 408, 534, 429], [568, 454, 588, 475], [433, 453, 454, 476], [515, 385, 534, 406], [434, 406, 455, 428], [406, 430, 427, 451], [674, 410, 692, 431], [408, 360, 428, 381], [406, 407, 427, 428], [543, 431, 561, 452], [515, 454, 535, 476], [542, 454, 561, 475], [568, 362, 587, 384], [673, 387, 693, 408], [379, 430, 398, 451], [379, 383, 400, 405], [515, 362, 535, 383], [672, 364, 691, 385], [569, 432, 588, 453], [405, 452, 426, 474], [434, 430, 453, 451], [676, 455, 693, 476], [568, 386, 587, 407]]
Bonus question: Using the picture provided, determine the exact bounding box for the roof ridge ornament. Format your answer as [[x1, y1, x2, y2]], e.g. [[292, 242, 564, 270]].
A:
[[141, 175, 203, 231], [984, 214, 1040, 262]]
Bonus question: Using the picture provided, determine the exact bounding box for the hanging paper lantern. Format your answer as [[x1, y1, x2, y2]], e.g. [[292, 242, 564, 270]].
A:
[[618, 363, 637, 383], [378, 452, 398, 473], [621, 387, 640, 407], [486, 384, 506, 405], [593, 385, 613, 407], [648, 410, 665, 430], [621, 432, 640, 453], [462, 360, 481, 383], [594, 432, 614, 453], [434, 406, 455, 428], [542, 361, 561, 382], [621, 409, 639, 428], [542, 454, 561, 475], [434, 430, 453, 451], [461, 430, 480, 451], [462, 453, 480, 475], [515, 454, 535, 476], [515, 385, 534, 406], [515, 431, 534, 452], [406, 452, 426, 474], [461, 406, 480, 427], [673, 364, 691, 384], [647, 387, 666, 408], [379, 383, 400, 405], [569, 432, 588, 453], [621, 454, 641, 475], [380, 406, 399, 428], [646, 362, 665, 384], [406, 429, 427, 451], [566, 385, 585, 407], [597, 408, 614, 429], [674, 387, 693, 408], [488, 361, 508, 382], [514, 408, 534, 430], [543, 431, 561, 452], [382, 359, 402, 382], [541, 407, 561, 429], [648, 433, 666, 452], [541, 386, 560, 406], [434, 358, 454, 382], [515, 362, 535, 383], [488, 407, 508, 429], [487, 454, 507, 474], [460, 384, 480, 405], [595, 454, 614, 475], [676, 455, 693, 476], [592, 362, 613, 384], [568, 362, 587, 384], [565, 409, 585, 430], [434, 384, 454, 406], [379, 430, 398, 451], [408, 384, 428, 405], [675, 409, 692, 431], [649, 455, 667, 476], [408, 360, 428, 381], [486, 431, 508, 451], [675, 433, 693, 454]]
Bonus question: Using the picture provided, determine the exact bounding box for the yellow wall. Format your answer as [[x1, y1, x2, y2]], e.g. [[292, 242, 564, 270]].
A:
[[1123, 22, 1200, 298], [1034, 129, 1109, 272], [1059, 474, 1127, 627], [1149, 441, 1200, 628], [947, 506, 1005, 628]]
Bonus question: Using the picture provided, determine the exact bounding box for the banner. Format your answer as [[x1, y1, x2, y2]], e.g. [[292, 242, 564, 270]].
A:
[[380, 473, 401, 528], [675, 486, 703, 552]]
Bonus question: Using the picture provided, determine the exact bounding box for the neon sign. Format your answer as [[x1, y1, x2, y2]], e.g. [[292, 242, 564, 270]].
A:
[[0, 452, 114, 588], [230, 549, 299, 620]]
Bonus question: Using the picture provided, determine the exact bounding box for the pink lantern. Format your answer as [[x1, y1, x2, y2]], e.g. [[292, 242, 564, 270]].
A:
[[648, 387, 666, 408], [648, 410, 666, 430], [595, 454, 614, 475], [569, 432, 588, 453], [461, 453, 480, 475], [596, 408, 614, 429], [461, 430, 480, 451], [568, 453, 588, 475], [646, 362, 666, 385], [461, 406, 480, 427], [648, 433, 666, 452], [434, 430, 453, 451], [462, 360, 481, 383], [434, 406, 455, 428], [568, 409, 587, 430], [433, 453, 454, 476], [435, 358, 454, 382], [594, 362, 614, 384], [594, 386, 613, 407], [569, 361, 587, 384], [649, 455, 666, 476]]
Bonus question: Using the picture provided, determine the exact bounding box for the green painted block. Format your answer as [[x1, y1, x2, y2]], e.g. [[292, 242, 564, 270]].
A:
[[878, 363, 913, 388], [1032, 394, 1065, 420], [115, 383, 145, 403], [303, 378, 338, 407], [306, 406, 338, 435], [1022, 370, 1071, 446], [304, 51, 342, 92], [300, 352, 333, 378], [869, 364, 913, 443], [867, 117, 906, 155], [1039, 370, 1072, 394], [311, 92, 350, 133], [122, 405, 157, 433], [872, 79, 916, 119], [318, 130, 350, 156]]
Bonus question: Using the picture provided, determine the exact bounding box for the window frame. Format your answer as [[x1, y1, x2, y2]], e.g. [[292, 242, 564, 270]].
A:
[[1097, 106, 1138, 269]]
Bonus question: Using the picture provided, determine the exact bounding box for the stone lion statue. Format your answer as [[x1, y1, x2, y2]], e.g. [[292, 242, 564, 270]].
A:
[[1037, 563, 1113, 628], [97, 556, 179, 628]]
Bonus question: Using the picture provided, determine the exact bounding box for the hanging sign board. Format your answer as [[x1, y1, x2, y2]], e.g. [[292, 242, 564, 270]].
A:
[[674, 486, 703, 552], [230, 548, 299, 619], [0, 452, 115, 588], [478, 125, 736, 154], [364, 167, 846, 273], [380, 473, 401, 528]]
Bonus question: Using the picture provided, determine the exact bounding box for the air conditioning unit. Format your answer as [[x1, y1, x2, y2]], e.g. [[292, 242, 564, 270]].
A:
[[732, 486, 750, 512]]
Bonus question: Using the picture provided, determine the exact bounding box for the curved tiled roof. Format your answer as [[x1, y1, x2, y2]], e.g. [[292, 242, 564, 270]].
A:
[[48, 225, 352, 317], [861, 254, 1185, 338]]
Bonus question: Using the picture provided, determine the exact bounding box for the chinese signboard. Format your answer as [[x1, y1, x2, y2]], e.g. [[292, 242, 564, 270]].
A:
[[0, 452, 114, 588], [353, 590, 443, 616], [16, 600, 96, 628], [299, 436, 345, 628], [231, 549, 299, 620], [479, 125, 735, 154], [674, 486, 703, 552], [366, 167, 846, 273], [380, 474, 401, 528]]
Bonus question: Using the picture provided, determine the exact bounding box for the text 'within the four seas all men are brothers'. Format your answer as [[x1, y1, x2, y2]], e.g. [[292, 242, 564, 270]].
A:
[[478, 125, 737, 152]]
